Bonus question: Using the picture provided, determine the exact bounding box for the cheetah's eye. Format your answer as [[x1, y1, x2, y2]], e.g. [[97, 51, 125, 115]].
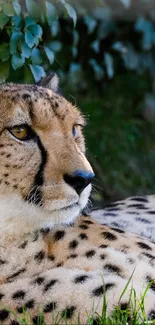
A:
[[72, 124, 84, 138], [8, 125, 35, 141], [72, 125, 78, 137]]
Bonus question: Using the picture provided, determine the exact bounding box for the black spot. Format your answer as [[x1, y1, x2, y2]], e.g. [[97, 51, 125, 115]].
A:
[[92, 283, 115, 296], [74, 275, 89, 283], [127, 211, 139, 215], [104, 263, 122, 276], [32, 231, 39, 242], [62, 306, 76, 319], [43, 302, 57, 312], [0, 309, 9, 320], [146, 275, 155, 292], [104, 202, 122, 208], [69, 240, 79, 249], [16, 306, 23, 314], [48, 254, 55, 261], [142, 252, 155, 260], [127, 204, 146, 209], [26, 133, 47, 206], [18, 241, 28, 249], [7, 268, 26, 282], [79, 233, 88, 240], [147, 211, 155, 215], [100, 254, 106, 260], [32, 316, 43, 325], [130, 197, 148, 203], [135, 217, 151, 224], [34, 250, 45, 262], [85, 250, 96, 258], [0, 259, 6, 264], [6, 153, 11, 158], [34, 276, 45, 285], [40, 228, 50, 235], [79, 224, 88, 230], [12, 290, 26, 300], [110, 227, 125, 233], [105, 207, 121, 212], [44, 279, 58, 292], [127, 258, 135, 264], [119, 302, 128, 310], [25, 299, 35, 309], [83, 220, 94, 224], [56, 262, 63, 267], [148, 310, 155, 320], [103, 213, 117, 217], [54, 230, 65, 241], [10, 321, 20, 325], [137, 242, 152, 251], [0, 293, 4, 300], [99, 244, 108, 249], [101, 231, 117, 241], [67, 254, 78, 259], [22, 93, 31, 100]]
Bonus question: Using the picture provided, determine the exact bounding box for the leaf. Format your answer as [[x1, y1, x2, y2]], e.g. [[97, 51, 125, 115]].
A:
[[13, 0, 21, 15], [25, 17, 36, 27], [120, 0, 131, 9], [0, 62, 9, 83], [0, 13, 9, 29], [45, 1, 57, 25], [29, 64, 45, 82], [112, 42, 127, 54], [21, 40, 31, 58], [2, 2, 15, 16], [26, 0, 41, 19], [31, 48, 42, 65], [104, 53, 114, 79], [89, 59, 104, 81], [25, 30, 36, 48], [50, 21, 59, 37], [28, 24, 43, 39], [84, 15, 97, 34], [49, 41, 62, 52], [0, 43, 10, 62], [11, 53, 25, 70], [65, 3, 77, 27], [12, 15, 23, 29], [44, 46, 54, 65], [91, 40, 100, 53], [10, 31, 23, 54]]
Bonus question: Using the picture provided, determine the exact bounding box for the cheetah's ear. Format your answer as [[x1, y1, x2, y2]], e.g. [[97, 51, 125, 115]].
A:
[[38, 72, 59, 93]]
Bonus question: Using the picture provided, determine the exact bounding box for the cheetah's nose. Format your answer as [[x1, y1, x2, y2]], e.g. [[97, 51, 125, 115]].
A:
[[63, 170, 95, 195]]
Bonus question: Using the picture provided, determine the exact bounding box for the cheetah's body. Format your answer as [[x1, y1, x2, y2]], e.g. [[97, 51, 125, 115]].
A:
[[0, 76, 155, 324]]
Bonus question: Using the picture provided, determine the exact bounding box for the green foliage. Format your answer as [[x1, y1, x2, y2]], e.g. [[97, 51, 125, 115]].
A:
[[0, 0, 76, 82], [0, 0, 155, 85]]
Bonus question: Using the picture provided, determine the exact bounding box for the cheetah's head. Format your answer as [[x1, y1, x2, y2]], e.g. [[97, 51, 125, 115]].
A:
[[0, 74, 94, 236]]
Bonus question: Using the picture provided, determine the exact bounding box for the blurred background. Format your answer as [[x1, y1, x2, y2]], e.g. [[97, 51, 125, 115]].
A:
[[1, 0, 155, 205]]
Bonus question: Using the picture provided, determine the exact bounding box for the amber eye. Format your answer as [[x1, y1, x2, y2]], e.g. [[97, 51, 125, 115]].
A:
[[8, 125, 35, 141]]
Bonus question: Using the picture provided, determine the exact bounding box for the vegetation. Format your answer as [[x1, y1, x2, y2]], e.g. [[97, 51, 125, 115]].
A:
[[5, 279, 155, 324]]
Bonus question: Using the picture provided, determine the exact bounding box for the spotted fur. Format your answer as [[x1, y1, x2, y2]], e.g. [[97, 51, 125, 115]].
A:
[[0, 76, 155, 324]]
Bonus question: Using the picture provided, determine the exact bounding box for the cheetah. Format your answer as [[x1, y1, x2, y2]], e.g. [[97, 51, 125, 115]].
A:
[[0, 74, 155, 324]]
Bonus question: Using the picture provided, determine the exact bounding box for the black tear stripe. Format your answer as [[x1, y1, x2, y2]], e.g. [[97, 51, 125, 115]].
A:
[[26, 135, 47, 206]]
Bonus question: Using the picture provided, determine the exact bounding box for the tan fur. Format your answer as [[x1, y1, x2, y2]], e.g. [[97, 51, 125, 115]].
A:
[[0, 80, 155, 324]]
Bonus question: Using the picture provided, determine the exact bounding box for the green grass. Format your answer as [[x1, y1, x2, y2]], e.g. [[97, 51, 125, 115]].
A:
[[4, 279, 155, 325]]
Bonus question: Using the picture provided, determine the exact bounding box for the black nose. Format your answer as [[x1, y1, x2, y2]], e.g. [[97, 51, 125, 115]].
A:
[[63, 170, 95, 195]]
